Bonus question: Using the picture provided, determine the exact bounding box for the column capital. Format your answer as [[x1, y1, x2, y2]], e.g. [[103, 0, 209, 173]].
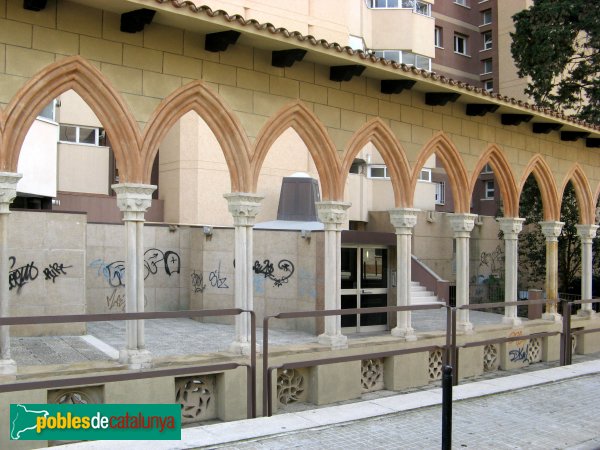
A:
[[449, 213, 477, 237], [497, 217, 525, 240], [0, 172, 22, 214], [112, 183, 156, 222], [576, 224, 599, 243], [540, 221, 564, 242], [389, 208, 419, 234], [224, 192, 263, 226], [316, 201, 351, 231]]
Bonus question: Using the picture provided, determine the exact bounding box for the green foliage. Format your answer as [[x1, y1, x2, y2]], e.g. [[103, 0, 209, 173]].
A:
[[511, 0, 600, 124], [558, 182, 581, 292], [518, 176, 546, 288]]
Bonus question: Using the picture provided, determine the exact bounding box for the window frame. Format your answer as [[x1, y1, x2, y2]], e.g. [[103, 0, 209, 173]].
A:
[[418, 168, 432, 183], [454, 33, 468, 56], [482, 58, 493, 74], [482, 31, 492, 50], [484, 180, 495, 199], [59, 124, 106, 147], [368, 164, 390, 179], [454, 0, 468, 7], [435, 181, 446, 205], [481, 163, 493, 174], [434, 26, 443, 48], [484, 79, 493, 92], [481, 9, 492, 25]]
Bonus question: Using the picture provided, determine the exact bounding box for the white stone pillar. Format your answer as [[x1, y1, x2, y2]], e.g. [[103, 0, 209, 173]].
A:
[[498, 217, 525, 326], [449, 213, 477, 333], [576, 224, 598, 317], [389, 208, 419, 340], [540, 221, 564, 321], [224, 193, 263, 355], [0, 173, 21, 378], [113, 183, 156, 368], [316, 201, 351, 349]]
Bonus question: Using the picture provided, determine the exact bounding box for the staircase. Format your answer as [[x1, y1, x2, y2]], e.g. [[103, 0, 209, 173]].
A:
[[410, 281, 444, 305]]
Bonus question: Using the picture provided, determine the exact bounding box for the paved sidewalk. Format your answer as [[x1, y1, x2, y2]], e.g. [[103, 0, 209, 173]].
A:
[[59, 359, 600, 450]]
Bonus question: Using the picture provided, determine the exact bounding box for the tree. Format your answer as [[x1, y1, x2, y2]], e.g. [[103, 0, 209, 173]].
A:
[[518, 176, 546, 289], [511, 0, 600, 124]]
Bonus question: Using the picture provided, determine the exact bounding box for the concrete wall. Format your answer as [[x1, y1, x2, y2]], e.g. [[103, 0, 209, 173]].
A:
[[17, 118, 58, 198], [57, 143, 110, 195]]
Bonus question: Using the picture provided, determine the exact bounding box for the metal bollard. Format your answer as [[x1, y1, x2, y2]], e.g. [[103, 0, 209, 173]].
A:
[[442, 365, 453, 450]]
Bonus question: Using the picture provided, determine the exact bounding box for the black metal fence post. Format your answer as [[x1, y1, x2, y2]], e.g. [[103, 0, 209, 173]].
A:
[[441, 365, 453, 450]]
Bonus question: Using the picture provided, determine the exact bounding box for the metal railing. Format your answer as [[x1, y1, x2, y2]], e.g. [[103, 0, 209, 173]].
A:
[[0, 309, 257, 419], [560, 298, 600, 365]]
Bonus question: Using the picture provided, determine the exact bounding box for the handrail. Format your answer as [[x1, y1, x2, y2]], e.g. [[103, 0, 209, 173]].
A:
[[560, 298, 600, 366]]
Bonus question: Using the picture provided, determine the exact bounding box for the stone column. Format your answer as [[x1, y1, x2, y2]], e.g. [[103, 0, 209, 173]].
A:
[[113, 183, 156, 368], [449, 213, 477, 333], [576, 224, 598, 317], [498, 217, 525, 326], [0, 173, 21, 378], [389, 208, 419, 340], [224, 193, 263, 355], [540, 221, 564, 321], [316, 201, 351, 349]]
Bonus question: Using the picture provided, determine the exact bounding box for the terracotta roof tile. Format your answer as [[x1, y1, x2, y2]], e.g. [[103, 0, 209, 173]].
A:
[[153, 0, 598, 132]]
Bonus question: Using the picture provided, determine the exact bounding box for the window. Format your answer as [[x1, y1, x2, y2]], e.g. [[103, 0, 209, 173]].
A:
[[484, 79, 493, 92], [38, 100, 56, 121], [481, 163, 493, 174], [435, 27, 443, 48], [373, 50, 431, 71], [59, 125, 106, 146], [483, 31, 492, 50], [454, 34, 468, 55], [369, 0, 431, 16], [484, 180, 495, 199], [418, 168, 432, 182], [454, 0, 467, 6], [368, 165, 389, 179], [414, 1, 431, 16], [371, 0, 399, 8], [435, 182, 446, 205], [482, 58, 492, 74], [482, 9, 492, 25]]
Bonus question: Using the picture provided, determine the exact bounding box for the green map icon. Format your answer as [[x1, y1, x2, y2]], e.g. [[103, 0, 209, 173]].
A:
[[10, 404, 49, 440]]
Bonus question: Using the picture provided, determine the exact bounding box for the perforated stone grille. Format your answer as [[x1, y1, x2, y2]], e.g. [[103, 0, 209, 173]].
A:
[[428, 349, 443, 381], [277, 368, 306, 405], [483, 344, 499, 372], [175, 375, 217, 424], [48, 385, 103, 404], [528, 337, 542, 363], [361, 358, 384, 393]]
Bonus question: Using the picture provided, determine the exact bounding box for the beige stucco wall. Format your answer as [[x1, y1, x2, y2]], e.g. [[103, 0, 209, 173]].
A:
[[57, 143, 109, 194], [56, 88, 102, 127], [17, 118, 58, 197]]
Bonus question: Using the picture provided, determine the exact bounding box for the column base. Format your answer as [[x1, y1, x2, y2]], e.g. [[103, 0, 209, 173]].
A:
[[318, 333, 348, 349], [457, 321, 474, 334], [391, 326, 417, 341], [542, 312, 562, 322], [229, 340, 262, 356], [0, 358, 16, 381], [119, 349, 152, 369], [577, 309, 597, 319], [502, 316, 523, 327]]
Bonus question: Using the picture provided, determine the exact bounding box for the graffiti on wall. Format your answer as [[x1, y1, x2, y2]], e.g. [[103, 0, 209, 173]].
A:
[[105, 288, 148, 311], [191, 270, 206, 293], [209, 262, 229, 289], [89, 249, 180, 287], [253, 259, 295, 287], [9, 257, 73, 292]]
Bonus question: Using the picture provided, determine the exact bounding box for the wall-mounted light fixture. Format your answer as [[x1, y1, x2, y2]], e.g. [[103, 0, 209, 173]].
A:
[[300, 229, 311, 241], [203, 226, 213, 237]]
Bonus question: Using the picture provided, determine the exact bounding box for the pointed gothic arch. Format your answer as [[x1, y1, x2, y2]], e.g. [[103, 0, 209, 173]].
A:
[[412, 132, 470, 213], [251, 101, 341, 201], [2, 56, 141, 182], [518, 155, 560, 221], [469, 144, 519, 217], [141, 80, 252, 192], [560, 164, 594, 224], [341, 118, 411, 208]]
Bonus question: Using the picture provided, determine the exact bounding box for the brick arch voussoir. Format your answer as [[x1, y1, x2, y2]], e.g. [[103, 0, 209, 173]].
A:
[[412, 132, 470, 213], [3, 56, 141, 181], [518, 155, 560, 221], [560, 164, 594, 225], [141, 81, 251, 191], [341, 118, 411, 208], [469, 144, 519, 218], [251, 101, 341, 201]]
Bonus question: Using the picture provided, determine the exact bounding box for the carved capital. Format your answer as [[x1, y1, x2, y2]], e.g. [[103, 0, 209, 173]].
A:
[[389, 208, 419, 234], [449, 213, 477, 238], [224, 192, 263, 226], [576, 224, 599, 244], [112, 183, 156, 222], [316, 201, 351, 231], [497, 217, 525, 240], [540, 221, 564, 242], [0, 172, 22, 214]]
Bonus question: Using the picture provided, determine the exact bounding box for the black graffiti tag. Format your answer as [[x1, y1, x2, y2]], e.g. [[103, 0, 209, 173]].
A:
[[253, 259, 295, 287], [9, 257, 38, 292], [43, 263, 73, 283]]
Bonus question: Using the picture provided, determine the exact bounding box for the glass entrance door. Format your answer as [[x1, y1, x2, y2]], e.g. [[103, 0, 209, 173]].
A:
[[341, 247, 388, 332]]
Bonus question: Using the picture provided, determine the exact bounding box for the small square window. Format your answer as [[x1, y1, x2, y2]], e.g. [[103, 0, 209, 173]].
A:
[[454, 34, 468, 55], [435, 182, 445, 205], [483, 31, 492, 50], [484, 79, 493, 92], [454, 0, 467, 6], [484, 180, 495, 199], [481, 163, 493, 174], [418, 168, 432, 182], [482, 58, 492, 74], [435, 27, 443, 47], [368, 165, 389, 179]]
